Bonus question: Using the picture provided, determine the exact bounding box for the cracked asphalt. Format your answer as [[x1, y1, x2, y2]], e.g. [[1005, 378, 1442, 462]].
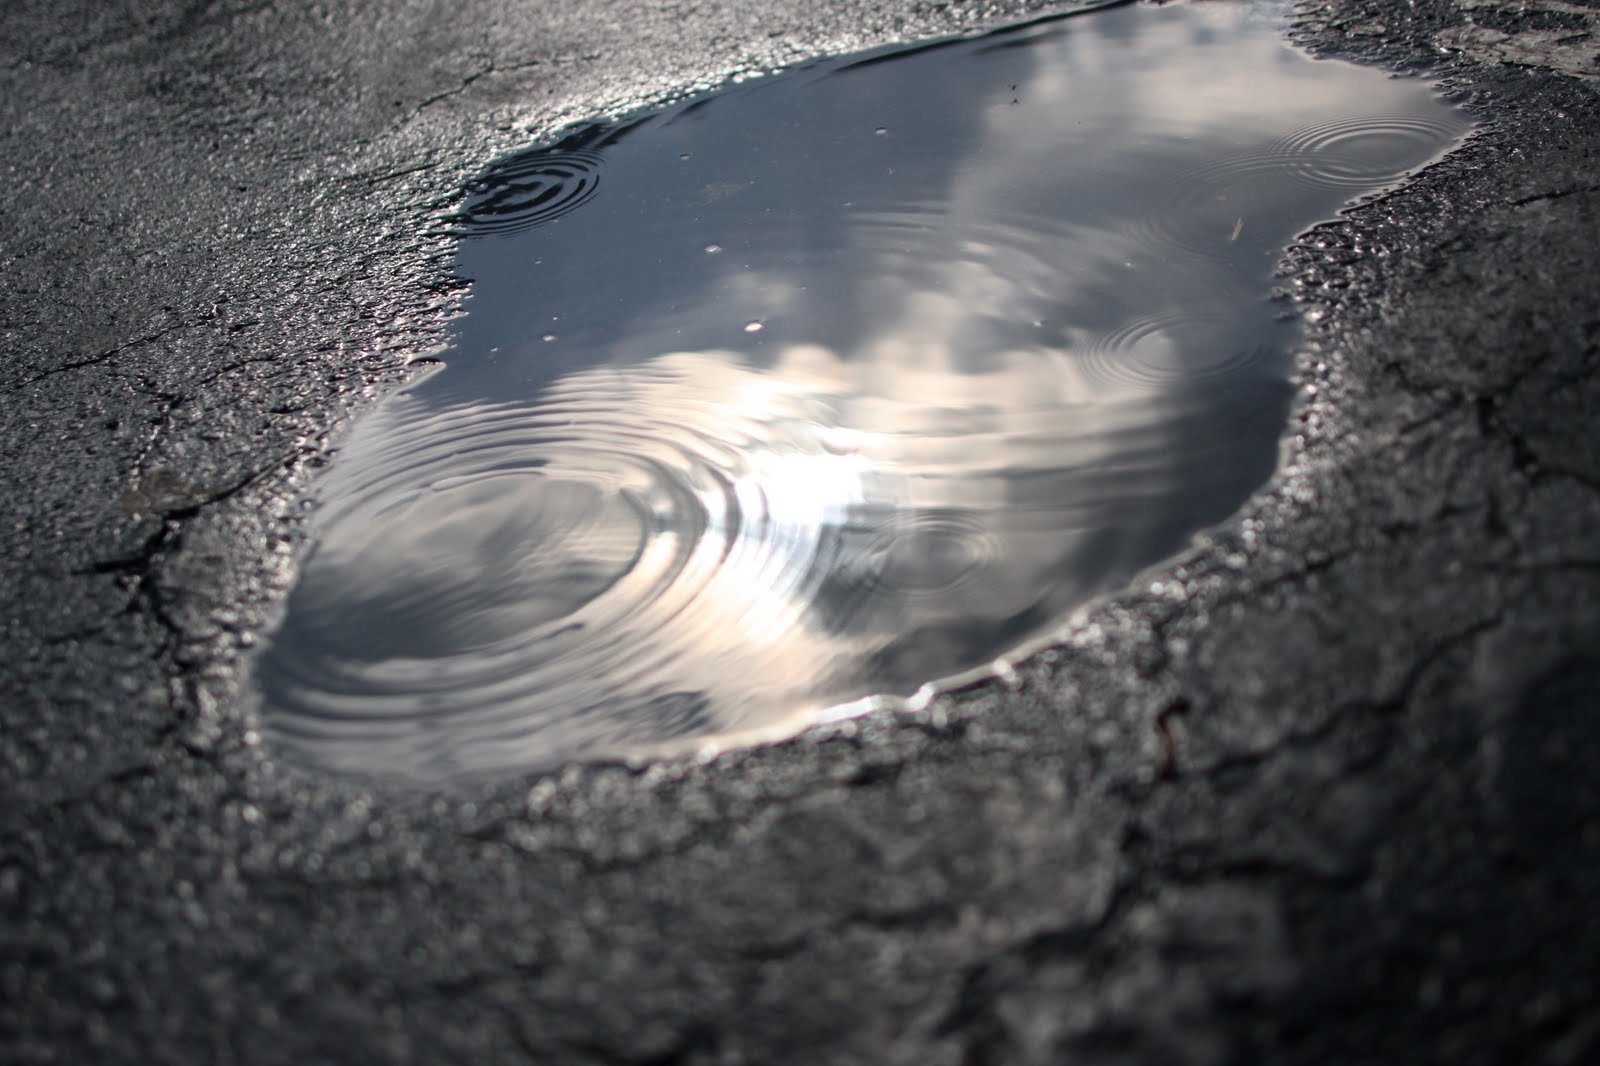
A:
[[3, 0, 1598, 1063]]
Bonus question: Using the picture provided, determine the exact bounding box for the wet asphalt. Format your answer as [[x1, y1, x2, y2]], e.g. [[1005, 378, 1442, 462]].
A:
[[3, 0, 1599, 1063]]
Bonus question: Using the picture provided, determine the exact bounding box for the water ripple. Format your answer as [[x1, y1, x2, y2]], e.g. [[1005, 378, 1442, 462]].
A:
[[254, 0, 1471, 779], [1193, 115, 1465, 190], [261, 346, 1247, 776], [1078, 312, 1275, 390], [454, 149, 603, 236]]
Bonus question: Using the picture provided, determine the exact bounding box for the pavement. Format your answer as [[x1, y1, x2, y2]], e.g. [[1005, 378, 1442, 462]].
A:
[[2, 0, 1598, 1063]]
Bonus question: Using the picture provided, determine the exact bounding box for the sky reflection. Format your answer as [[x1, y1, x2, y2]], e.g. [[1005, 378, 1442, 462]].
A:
[[254, 0, 1471, 779]]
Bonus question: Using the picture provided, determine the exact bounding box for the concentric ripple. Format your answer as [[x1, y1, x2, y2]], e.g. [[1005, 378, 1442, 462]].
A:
[[1077, 312, 1275, 390], [1192, 115, 1465, 191], [264, 347, 1189, 775], [861, 513, 997, 596], [264, 356, 853, 770], [454, 149, 603, 236], [253, 0, 1472, 779]]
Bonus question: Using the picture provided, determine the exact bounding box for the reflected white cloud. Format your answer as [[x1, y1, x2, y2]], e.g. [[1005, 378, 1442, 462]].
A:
[[255, 0, 1471, 779]]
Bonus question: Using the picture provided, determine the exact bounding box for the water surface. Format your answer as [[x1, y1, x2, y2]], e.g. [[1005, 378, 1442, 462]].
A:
[[255, 0, 1470, 779]]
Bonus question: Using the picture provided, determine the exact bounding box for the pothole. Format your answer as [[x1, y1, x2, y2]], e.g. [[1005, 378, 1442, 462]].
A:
[[252, 0, 1471, 781]]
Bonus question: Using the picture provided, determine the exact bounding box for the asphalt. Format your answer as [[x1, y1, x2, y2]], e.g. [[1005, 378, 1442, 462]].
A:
[[3, 0, 1599, 1063]]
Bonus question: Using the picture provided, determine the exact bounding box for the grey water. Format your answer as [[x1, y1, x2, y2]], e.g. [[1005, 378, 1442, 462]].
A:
[[254, 0, 1471, 780]]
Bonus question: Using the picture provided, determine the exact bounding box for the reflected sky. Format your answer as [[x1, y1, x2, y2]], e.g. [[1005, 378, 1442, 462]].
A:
[[254, 0, 1471, 780]]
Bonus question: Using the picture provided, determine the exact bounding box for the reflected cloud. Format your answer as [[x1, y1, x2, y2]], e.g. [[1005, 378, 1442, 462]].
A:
[[254, 0, 1470, 779]]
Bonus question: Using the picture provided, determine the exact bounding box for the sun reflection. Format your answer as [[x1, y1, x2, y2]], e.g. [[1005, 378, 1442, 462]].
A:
[[254, 0, 1472, 778]]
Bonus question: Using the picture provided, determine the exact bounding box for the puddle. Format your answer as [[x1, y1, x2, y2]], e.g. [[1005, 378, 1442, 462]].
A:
[[254, 0, 1470, 780]]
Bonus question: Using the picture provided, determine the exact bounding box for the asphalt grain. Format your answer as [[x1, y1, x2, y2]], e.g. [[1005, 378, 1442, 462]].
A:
[[2, 1, 1598, 1063]]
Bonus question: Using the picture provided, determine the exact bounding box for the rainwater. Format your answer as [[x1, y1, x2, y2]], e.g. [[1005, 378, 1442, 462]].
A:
[[254, 0, 1471, 779]]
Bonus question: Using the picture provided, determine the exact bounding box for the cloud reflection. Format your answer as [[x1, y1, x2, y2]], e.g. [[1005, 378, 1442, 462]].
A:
[[255, 0, 1470, 779]]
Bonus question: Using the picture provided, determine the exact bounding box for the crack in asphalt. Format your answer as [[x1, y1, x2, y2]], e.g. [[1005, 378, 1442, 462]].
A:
[[81, 456, 294, 661], [1508, 181, 1600, 206], [402, 56, 549, 124], [6, 321, 189, 394]]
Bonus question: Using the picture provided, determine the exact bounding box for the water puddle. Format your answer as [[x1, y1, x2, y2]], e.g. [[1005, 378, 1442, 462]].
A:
[[254, 0, 1470, 780]]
